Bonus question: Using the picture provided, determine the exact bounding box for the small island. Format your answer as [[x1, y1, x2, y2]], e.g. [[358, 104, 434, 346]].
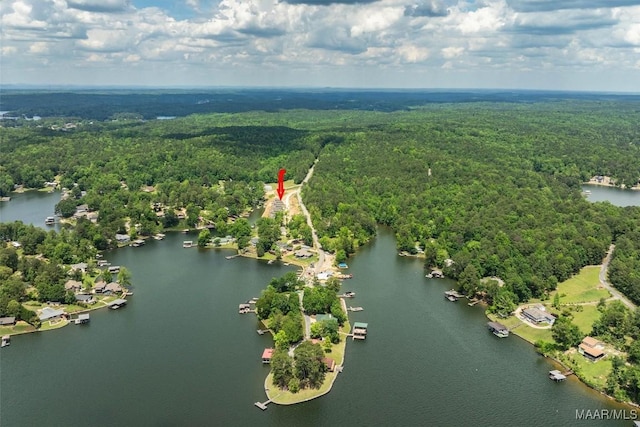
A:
[[251, 272, 352, 405]]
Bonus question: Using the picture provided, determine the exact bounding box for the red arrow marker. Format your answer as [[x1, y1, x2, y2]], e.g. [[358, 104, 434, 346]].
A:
[[277, 169, 286, 200]]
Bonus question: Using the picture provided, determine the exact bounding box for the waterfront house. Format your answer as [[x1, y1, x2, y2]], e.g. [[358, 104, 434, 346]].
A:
[[0, 316, 16, 326], [294, 249, 313, 259], [94, 280, 106, 293], [323, 357, 336, 372], [39, 307, 65, 322], [262, 348, 274, 363], [104, 282, 123, 294], [64, 280, 83, 292], [115, 234, 130, 244], [522, 307, 556, 325], [579, 337, 605, 362], [75, 294, 96, 304], [352, 322, 368, 340]]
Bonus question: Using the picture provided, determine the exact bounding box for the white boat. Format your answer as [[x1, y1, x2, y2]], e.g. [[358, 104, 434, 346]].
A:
[[45, 216, 55, 225]]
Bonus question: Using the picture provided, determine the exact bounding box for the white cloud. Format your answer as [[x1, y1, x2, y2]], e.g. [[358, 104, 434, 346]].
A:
[[0, 0, 639, 90]]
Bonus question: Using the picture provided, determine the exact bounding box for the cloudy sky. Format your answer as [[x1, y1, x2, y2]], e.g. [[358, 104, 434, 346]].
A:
[[2, 0, 640, 91]]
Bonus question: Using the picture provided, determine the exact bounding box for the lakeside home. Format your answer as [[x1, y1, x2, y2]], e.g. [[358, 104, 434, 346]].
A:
[[578, 337, 606, 362], [38, 307, 65, 322], [522, 307, 556, 325], [0, 317, 16, 326]]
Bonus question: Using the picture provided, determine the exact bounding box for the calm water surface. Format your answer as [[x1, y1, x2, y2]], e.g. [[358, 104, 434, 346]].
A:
[[0, 190, 61, 230], [582, 185, 640, 207], [0, 187, 637, 426]]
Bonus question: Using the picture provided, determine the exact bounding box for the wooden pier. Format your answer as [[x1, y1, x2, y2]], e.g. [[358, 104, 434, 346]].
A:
[[225, 254, 240, 260], [254, 399, 272, 410]]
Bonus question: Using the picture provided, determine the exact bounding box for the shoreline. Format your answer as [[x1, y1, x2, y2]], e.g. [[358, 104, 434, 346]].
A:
[[0, 290, 131, 338], [583, 181, 640, 191], [485, 310, 638, 410]]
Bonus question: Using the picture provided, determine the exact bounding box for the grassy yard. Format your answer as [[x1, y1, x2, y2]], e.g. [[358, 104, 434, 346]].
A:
[[0, 321, 36, 336], [39, 318, 69, 331], [554, 266, 610, 304], [488, 313, 553, 344], [569, 304, 600, 334], [565, 351, 613, 390], [266, 322, 350, 405]]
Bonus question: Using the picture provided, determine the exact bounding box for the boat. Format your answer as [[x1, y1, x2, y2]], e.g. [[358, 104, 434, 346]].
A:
[[340, 291, 355, 298], [183, 241, 193, 248], [583, 190, 592, 194], [45, 216, 55, 225], [267, 259, 275, 264], [1, 335, 10, 347], [153, 233, 165, 240], [446, 294, 458, 302], [348, 306, 363, 312]]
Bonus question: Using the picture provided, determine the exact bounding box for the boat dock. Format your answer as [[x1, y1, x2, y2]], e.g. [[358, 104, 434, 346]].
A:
[[254, 399, 272, 410], [444, 290, 465, 301], [239, 304, 255, 314], [348, 306, 363, 312], [549, 370, 573, 381], [1, 335, 10, 347], [339, 291, 355, 298], [226, 254, 240, 259], [257, 329, 269, 335]]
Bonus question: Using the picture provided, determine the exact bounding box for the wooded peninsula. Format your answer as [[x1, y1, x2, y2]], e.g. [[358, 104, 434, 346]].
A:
[[2, 91, 640, 404]]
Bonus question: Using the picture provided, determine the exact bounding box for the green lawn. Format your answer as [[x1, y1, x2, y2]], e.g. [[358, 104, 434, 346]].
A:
[[566, 352, 613, 390], [570, 305, 600, 334], [39, 319, 69, 331], [488, 313, 553, 344], [554, 266, 610, 304], [0, 321, 36, 336]]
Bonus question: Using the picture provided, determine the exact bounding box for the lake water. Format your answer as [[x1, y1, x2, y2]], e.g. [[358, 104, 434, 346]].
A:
[[0, 188, 637, 426], [582, 185, 640, 207], [0, 190, 62, 231]]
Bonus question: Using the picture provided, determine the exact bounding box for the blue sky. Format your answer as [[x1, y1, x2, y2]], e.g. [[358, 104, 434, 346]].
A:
[[2, 0, 640, 91]]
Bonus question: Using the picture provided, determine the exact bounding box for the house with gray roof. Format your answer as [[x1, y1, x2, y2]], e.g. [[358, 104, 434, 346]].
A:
[[39, 307, 65, 322]]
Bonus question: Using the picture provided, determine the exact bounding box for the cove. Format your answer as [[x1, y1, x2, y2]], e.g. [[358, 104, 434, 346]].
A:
[[0, 225, 631, 426]]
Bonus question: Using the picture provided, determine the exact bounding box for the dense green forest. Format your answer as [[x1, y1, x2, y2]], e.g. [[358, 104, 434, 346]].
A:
[[302, 103, 640, 305], [2, 99, 640, 327]]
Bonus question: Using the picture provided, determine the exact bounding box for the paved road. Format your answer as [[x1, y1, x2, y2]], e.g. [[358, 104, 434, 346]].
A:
[[599, 244, 636, 311]]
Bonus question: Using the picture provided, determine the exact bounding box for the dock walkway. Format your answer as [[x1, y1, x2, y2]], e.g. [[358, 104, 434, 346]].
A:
[[254, 399, 272, 410]]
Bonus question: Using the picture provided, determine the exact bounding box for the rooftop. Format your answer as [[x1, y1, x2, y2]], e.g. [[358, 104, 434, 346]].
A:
[[353, 322, 368, 329], [262, 348, 274, 359], [582, 336, 601, 348], [39, 307, 65, 321]]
